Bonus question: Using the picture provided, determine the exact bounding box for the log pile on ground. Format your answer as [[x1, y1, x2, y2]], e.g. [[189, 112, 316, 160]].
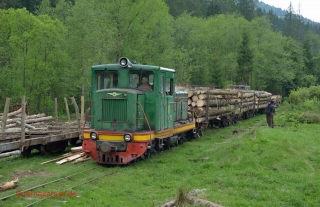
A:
[[41, 146, 90, 165], [0, 177, 19, 191], [176, 86, 279, 123]]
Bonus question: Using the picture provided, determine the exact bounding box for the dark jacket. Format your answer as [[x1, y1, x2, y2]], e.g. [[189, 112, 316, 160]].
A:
[[265, 103, 275, 116]]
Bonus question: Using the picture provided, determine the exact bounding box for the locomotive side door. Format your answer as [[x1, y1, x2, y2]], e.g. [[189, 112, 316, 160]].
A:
[[165, 76, 174, 129], [160, 73, 167, 130]]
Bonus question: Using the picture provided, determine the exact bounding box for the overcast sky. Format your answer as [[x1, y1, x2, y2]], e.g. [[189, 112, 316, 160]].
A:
[[260, 0, 320, 23]]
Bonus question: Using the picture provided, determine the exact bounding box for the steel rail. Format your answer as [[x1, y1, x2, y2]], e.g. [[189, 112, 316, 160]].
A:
[[0, 167, 96, 201]]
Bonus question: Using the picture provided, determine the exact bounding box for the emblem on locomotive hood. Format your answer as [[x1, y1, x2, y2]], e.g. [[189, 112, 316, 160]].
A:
[[107, 92, 122, 97]]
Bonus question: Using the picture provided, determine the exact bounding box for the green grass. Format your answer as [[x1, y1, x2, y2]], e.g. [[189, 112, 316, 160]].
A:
[[1, 108, 320, 206]]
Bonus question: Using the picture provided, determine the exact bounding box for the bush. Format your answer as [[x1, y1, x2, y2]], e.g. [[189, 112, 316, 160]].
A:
[[287, 87, 310, 105], [302, 97, 319, 112], [309, 85, 320, 100], [285, 110, 320, 124], [302, 111, 320, 123]]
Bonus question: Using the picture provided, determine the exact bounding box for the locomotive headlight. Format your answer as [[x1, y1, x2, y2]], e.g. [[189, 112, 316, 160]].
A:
[[120, 58, 128, 67], [124, 134, 132, 142], [91, 132, 98, 140], [119, 57, 132, 68]]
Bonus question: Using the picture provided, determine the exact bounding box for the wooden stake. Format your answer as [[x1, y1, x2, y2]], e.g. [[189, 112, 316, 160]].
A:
[[64, 97, 70, 123], [81, 96, 84, 126], [20, 96, 26, 151], [1, 98, 10, 133], [55, 98, 58, 123]]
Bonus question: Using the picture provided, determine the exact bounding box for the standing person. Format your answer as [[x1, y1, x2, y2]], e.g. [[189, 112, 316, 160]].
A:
[[265, 100, 275, 128]]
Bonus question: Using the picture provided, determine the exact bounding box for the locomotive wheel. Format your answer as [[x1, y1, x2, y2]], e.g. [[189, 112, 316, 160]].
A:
[[133, 158, 139, 164], [146, 149, 152, 158], [164, 138, 171, 150], [178, 134, 185, 145], [69, 138, 78, 145], [57, 140, 68, 152], [21, 148, 31, 157], [40, 145, 51, 155]]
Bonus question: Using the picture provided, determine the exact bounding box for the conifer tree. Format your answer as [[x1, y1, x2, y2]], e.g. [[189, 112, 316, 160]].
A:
[[237, 32, 253, 84], [238, 0, 255, 21]]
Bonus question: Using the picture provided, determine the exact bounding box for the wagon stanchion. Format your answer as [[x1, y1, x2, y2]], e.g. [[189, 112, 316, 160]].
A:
[[71, 97, 80, 132], [80, 96, 84, 127], [64, 97, 71, 123], [55, 98, 58, 123], [20, 96, 26, 153], [1, 98, 10, 133]]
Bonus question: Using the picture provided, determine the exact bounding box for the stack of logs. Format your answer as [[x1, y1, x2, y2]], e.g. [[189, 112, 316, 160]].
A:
[[176, 86, 278, 123], [0, 108, 54, 133]]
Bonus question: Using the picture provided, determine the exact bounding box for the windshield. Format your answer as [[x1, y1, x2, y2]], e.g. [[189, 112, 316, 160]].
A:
[[96, 72, 118, 90]]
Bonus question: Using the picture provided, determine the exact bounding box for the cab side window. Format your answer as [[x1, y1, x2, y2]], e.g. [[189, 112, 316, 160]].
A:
[[166, 78, 173, 95], [130, 72, 154, 92], [96, 72, 118, 90]]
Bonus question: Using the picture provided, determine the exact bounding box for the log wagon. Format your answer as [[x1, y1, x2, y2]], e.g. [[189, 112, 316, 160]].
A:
[[0, 98, 82, 157]]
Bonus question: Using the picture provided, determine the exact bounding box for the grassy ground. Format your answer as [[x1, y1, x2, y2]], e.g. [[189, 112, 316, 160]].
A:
[[0, 107, 319, 207]]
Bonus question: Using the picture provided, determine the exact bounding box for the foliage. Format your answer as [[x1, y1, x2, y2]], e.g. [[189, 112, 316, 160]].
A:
[[237, 31, 253, 85], [0, 8, 68, 114], [2, 0, 320, 113], [287, 85, 320, 104], [284, 85, 320, 123]]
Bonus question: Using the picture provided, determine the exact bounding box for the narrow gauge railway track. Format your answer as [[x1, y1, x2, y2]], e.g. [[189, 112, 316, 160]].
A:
[[0, 168, 117, 207], [0, 168, 96, 201], [25, 171, 117, 207]]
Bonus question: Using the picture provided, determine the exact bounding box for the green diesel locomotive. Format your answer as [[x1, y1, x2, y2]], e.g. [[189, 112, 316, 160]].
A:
[[82, 58, 202, 165]]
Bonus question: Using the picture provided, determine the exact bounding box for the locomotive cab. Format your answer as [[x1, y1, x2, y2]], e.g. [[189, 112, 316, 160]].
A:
[[82, 58, 199, 165]]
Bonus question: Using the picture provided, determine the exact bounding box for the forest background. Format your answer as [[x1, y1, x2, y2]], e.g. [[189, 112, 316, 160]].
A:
[[1, 0, 320, 115]]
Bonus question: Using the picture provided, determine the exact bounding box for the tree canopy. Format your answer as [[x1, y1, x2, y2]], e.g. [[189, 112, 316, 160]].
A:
[[1, 0, 320, 114]]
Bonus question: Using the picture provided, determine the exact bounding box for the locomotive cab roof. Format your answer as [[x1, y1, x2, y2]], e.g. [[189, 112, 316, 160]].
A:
[[92, 57, 175, 73]]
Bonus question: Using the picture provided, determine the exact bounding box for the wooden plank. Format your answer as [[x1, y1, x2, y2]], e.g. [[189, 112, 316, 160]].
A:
[[56, 159, 69, 165], [41, 151, 83, 164], [66, 153, 84, 161], [71, 146, 82, 152], [72, 157, 90, 164]]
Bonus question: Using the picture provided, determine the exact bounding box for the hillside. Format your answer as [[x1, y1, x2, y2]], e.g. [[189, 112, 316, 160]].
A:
[[256, 0, 320, 25]]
